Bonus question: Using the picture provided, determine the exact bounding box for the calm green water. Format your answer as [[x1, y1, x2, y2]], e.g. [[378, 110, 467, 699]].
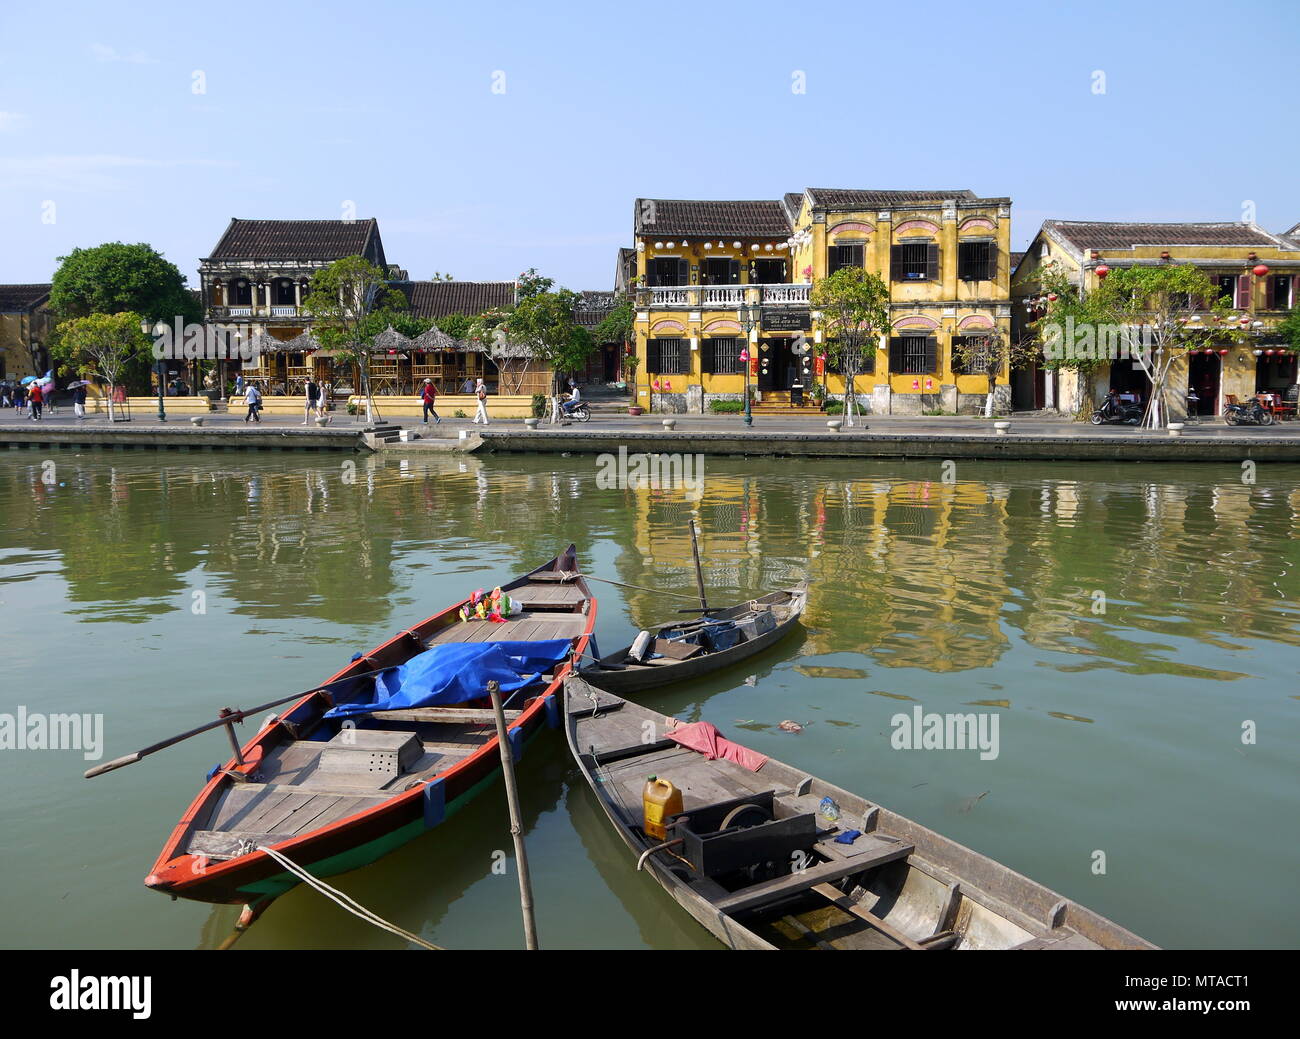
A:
[[0, 449, 1296, 949]]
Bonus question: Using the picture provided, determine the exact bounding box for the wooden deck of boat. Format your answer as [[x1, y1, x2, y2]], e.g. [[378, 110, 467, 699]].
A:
[[424, 610, 588, 645]]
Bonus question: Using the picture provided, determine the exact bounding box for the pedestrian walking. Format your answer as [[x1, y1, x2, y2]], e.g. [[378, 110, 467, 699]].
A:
[[28, 381, 43, 420], [244, 382, 263, 423], [235, 373, 245, 396], [304, 378, 320, 424], [420, 378, 441, 425], [73, 383, 87, 420], [472, 378, 489, 425], [13, 384, 26, 415]]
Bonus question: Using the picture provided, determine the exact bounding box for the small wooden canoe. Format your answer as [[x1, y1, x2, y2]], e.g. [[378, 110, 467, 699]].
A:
[[144, 547, 594, 908], [580, 585, 807, 694], [563, 676, 1155, 950]]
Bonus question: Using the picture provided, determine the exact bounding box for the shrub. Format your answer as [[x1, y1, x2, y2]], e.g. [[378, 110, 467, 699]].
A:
[[530, 394, 547, 419], [454, 409, 467, 418], [823, 400, 844, 415], [710, 399, 744, 414]]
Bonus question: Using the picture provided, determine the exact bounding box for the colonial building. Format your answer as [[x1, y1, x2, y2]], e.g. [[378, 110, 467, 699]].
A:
[[1011, 221, 1300, 416], [632, 188, 1013, 414]]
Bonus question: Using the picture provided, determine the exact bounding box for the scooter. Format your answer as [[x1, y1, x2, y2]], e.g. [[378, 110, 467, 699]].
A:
[[1223, 397, 1274, 426], [1090, 395, 1143, 425]]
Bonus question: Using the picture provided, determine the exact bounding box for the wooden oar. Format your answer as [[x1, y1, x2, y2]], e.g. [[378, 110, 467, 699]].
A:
[[83, 665, 391, 779]]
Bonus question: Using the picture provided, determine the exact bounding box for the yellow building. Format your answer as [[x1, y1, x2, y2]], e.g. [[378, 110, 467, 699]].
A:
[[632, 188, 1013, 415], [1011, 221, 1300, 417], [0, 284, 53, 382]]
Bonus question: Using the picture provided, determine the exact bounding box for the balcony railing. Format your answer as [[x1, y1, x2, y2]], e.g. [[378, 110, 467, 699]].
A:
[[270, 305, 298, 317], [638, 283, 812, 308], [209, 305, 304, 319]]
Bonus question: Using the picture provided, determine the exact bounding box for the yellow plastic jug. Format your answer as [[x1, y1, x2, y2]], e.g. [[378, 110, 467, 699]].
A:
[[642, 776, 683, 841]]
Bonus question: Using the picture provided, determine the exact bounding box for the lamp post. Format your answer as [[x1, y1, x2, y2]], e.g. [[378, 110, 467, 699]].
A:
[[738, 300, 760, 427], [142, 320, 167, 422]]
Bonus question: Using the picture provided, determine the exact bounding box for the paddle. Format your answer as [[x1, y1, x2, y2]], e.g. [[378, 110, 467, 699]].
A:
[[83, 664, 392, 779]]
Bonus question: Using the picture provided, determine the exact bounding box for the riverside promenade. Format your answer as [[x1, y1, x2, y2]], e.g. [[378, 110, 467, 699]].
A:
[[3, 410, 1299, 461]]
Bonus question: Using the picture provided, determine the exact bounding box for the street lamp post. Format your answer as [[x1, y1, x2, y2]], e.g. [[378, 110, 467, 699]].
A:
[[142, 320, 167, 422], [739, 300, 760, 427]]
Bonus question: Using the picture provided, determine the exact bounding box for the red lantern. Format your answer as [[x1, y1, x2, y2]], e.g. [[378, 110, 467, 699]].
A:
[[1265, 349, 1274, 356], [663, 379, 672, 391], [1218, 349, 1229, 356], [1095, 265, 1110, 280], [652, 378, 661, 391], [1047, 292, 1058, 302], [1253, 264, 1270, 277]]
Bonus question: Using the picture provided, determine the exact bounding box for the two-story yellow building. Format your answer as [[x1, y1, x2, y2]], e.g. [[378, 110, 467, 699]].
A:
[[0, 284, 53, 382], [632, 188, 1013, 415], [1010, 221, 1300, 417]]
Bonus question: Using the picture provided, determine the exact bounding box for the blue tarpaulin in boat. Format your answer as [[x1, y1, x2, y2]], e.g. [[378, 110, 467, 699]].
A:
[[323, 639, 574, 718]]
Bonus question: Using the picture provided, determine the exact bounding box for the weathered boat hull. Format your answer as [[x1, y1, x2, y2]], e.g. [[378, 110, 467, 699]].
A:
[[145, 548, 594, 906], [563, 677, 1156, 951], [580, 585, 806, 694]]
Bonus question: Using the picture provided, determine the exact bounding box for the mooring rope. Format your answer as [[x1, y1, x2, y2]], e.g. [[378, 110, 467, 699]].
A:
[[257, 844, 443, 950], [573, 572, 710, 603]]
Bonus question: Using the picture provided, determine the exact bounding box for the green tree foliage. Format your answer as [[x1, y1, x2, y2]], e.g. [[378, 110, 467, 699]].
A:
[[50, 243, 200, 325], [302, 256, 409, 421], [52, 312, 151, 419], [810, 266, 890, 426]]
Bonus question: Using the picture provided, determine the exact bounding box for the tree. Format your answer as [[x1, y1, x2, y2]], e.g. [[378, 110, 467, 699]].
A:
[[52, 312, 151, 421], [1090, 265, 1239, 428], [51, 243, 200, 325], [302, 256, 408, 423], [810, 266, 890, 426], [951, 330, 1038, 417], [508, 287, 594, 420]]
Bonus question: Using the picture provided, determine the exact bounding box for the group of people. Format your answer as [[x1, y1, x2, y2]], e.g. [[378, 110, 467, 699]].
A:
[[239, 377, 331, 423], [2, 380, 88, 420], [418, 378, 491, 425]]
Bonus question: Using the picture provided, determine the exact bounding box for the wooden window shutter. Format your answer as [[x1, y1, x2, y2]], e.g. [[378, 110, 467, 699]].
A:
[[890, 246, 902, 281], [925, 336, 938, 373], [648, 340, 662, 373], [728, 259, 741, 284], [985, 244, 998, 281], [1236, 274, 1251, 309], [926, 245, 940, 281], [889, 337, 903, 372], [678, 259, 690, 286]]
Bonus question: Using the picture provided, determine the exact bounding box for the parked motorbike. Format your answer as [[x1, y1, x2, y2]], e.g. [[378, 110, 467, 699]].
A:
[[1090, 396, 1143, 425], [568, 400, 591, 422], [1223, 397, 1274, 426]]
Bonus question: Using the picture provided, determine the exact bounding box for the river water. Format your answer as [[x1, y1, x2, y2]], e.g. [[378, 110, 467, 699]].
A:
[[0, 449, 1295, 949]]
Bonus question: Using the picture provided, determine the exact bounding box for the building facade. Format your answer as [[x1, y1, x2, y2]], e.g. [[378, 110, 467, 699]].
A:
[[0, 284, 53, 382], [1011, 221, 1300, 417], [632, 188, 1013, 414]]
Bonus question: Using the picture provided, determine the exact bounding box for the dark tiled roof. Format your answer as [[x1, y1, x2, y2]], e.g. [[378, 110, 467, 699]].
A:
[[0, 284, 51, 312], [782, 192, 806, 221], [574, 290, 618, 329], [1010, 251, 1026, 273], [206, 219, 384, 263], [807, 188, 978, 208], [635, 199, 792, 237], [1045, 220, 1290, 253], [392, 280, 515, 319]]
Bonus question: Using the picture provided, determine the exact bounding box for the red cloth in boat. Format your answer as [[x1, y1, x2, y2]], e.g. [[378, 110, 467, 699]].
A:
[[666, 721, 767, 772]]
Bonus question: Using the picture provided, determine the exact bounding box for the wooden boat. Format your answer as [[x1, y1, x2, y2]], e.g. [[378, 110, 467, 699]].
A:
[[581, 585, 807, 694], [563, 676, 1156, 950], [144, 547, 594, 909]]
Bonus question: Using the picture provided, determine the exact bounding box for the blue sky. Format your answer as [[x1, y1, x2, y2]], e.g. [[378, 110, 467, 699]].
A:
[[2, 0, 1298, 291]]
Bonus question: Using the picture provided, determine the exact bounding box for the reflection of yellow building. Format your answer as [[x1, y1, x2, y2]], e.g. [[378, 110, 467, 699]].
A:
[[632, 189, 1013, 416], [1011, 220, 1300, 416]]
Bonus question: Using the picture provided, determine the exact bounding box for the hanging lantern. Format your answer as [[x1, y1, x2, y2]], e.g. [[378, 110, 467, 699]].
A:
[[654, 242, 663, 249], [732, 241, 741, 249], [1253, 264, 1270, 277], [1219, 349, 1228, 356], [1047, 292, 1058, 302], [738, 348, 749, 363], [1265, 349, 1275, 355], [703, 242, 712, 250], [1095, 265, 1110, 279]]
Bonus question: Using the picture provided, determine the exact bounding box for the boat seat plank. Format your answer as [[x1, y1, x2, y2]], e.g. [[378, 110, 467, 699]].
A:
[[811, 882, 926, 950], [1009, 932, 1104, 950], [713, 838, 915, 916], [369, 707, 521, 725]]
